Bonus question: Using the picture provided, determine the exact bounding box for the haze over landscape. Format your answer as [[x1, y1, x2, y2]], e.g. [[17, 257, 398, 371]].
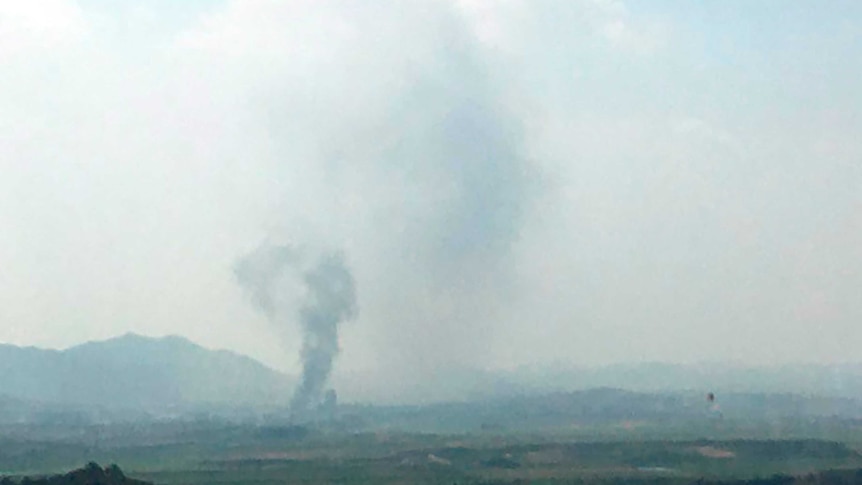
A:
[[2, 0, 861, 403], [4, 3, 862, 484]]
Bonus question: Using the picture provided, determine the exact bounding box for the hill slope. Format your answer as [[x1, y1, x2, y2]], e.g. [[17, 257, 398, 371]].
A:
[[0, 333, 293, 414]]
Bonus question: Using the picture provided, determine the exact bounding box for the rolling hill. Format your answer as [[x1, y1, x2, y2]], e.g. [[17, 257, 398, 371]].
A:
[[0, 333, 293, 417]]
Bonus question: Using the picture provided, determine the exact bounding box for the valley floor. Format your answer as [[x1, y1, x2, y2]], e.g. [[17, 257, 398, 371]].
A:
[[3, 426, 862, 484]]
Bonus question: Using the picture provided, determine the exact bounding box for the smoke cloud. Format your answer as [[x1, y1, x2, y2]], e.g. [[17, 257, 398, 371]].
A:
[[234, 244, 357, 414]]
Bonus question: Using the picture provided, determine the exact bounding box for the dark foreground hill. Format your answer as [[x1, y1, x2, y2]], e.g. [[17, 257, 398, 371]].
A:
[[1, 463, 151, 485], [0, 333, 293, 416]]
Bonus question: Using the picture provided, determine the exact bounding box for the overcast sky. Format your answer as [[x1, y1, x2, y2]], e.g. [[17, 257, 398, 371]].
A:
[[2, 1, 861, 385]]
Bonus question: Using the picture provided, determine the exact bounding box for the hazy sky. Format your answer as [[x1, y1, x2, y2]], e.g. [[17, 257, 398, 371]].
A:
[[2, 1, 860, 385]]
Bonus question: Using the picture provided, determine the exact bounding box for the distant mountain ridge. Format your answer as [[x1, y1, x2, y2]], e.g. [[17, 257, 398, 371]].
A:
[[331, 361, 862, 406], [2, 333, 860, 420], [501, 362, 862, 400], [0, 333, 293, 415]]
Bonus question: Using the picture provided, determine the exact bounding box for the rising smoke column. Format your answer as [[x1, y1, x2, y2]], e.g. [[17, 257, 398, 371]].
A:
[[228, 1, 533, 394], [290, 252, 357, 412], [234, 244, 357, 415]]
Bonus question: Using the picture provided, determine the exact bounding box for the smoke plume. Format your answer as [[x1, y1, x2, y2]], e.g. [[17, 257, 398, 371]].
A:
[[234, 244, 357, 414]]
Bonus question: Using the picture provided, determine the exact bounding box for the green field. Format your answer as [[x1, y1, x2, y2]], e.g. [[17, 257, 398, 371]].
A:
[[2, 417, 862, 484]]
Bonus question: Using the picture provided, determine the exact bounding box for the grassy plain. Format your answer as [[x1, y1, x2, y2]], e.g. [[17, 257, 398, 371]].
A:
[[2, 417, 862, 484]]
